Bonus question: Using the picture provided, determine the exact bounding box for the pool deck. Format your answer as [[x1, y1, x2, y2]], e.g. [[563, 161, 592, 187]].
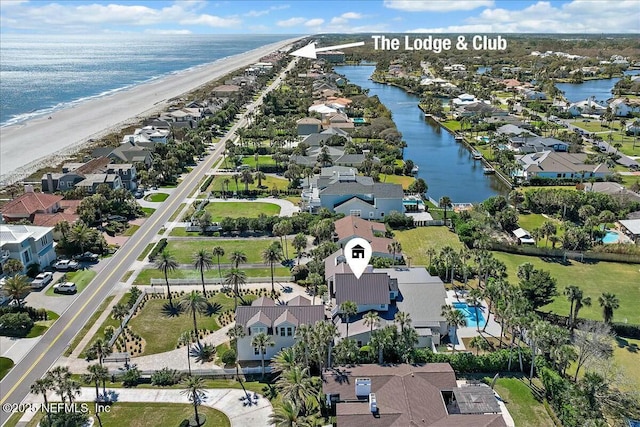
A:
[[445, 290, 503, 352]]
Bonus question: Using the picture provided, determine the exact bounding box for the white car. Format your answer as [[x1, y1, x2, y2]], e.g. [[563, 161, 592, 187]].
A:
[[53, 282, 77, 294], [31, 272, 54, 289], [54, 259, 79, 271]]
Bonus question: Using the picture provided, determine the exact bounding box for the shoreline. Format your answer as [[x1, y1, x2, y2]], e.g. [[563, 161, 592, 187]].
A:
[[0, 37, 302, 186]]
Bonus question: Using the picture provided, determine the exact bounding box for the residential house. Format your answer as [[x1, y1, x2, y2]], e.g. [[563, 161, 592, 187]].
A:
[[302, 170, 404, 218], [235, 296, 325, 361], [41, 157, 111, 193], [296, 117, 322, 136], [308, 102, 338, 118], [618, 219, 640, 245], [514, 151, 610, 181], [451, 93, 477, 106], [515, 137, 569, 154], [0, 224, 56, 273], [33, 199, 80, 231], [610, 98, 640, 117], [211, 84, 241, 97], [333, 272, 397, 315], [106, 164, 137, 191], [225, 75, 257, 88], [566, 100, 607, 116], [323, 364, 507, 427], [317, 51, 345, 63], [586, 182, 640, 204], [301, 128, 351, 147], [1, 190, 63, 223], [324, 112, 355, 131], [92, 141, 154, 167], [522, 89, 546, 100], [332, 215, 397, 259], [74, 174, 122, 194], [455, 102, 507, 118], [122, 126, 170, 144]]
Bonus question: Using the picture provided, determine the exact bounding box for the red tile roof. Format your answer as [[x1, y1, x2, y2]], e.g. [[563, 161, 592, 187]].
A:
[[32, 212, 79, 227], [1, 192, 63, 216]]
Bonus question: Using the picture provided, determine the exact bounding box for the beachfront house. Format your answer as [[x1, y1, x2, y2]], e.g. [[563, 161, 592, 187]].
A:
[[1, 190, 63, 223], [92, 141, 154, 167], [0, 224, 56, 274], [323, 364, 507, 427], [235, 296, 325, 362], [514, 151, 610, 181]]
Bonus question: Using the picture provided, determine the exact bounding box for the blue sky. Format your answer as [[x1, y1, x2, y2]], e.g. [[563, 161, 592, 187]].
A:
[[1, 0, 638, 34]]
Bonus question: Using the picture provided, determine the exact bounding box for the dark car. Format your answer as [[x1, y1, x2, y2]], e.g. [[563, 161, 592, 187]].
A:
[[107, 215, 128, 222], [73, 252, 99, 263]]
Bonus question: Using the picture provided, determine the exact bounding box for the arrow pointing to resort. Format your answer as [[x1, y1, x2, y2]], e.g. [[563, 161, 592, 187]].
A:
[[290, 41, 366, 59]]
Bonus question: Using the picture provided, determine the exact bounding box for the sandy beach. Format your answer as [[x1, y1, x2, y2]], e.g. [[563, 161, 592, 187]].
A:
[[0, 37, 302, 185]]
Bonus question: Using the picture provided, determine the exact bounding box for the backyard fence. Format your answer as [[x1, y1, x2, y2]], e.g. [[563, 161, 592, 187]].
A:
[[107, 287, 163, 348], [149, 277, 294, 286]]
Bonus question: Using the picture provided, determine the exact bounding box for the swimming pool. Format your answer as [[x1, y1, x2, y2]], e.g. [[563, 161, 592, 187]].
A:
[[602, 230, 620, 244], [452, 302, 485, 328]]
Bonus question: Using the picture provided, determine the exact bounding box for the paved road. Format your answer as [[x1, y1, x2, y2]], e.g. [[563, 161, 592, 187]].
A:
[[0, 56, 298, 426]]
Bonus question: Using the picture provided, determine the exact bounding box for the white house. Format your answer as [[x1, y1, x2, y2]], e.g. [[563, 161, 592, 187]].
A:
[[610, 98, 640, 117], [0, 224, 56, 273], [235, 296, 325, 362], [566, 100, 607, 116]]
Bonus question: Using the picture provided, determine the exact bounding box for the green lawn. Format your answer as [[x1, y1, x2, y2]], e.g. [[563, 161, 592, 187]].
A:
[[122, 224, 140, 236], [240, 155, 277, 168], [168, 203, 186, 221], [128, 293, 254, 355], [165, 238, 280, 263], [80, 293, 131, 356], [25, 403, 230, 427], [133, 266, 290, 286], [613, 337, 640, 389], [46, 270, 97, 296], [64, 295, 116, 356], [204, 201, 281, 221], [144, 192, 169, 202], [142, 207, 156, 217], [395, 227, 464, 266], [487, 376, 555, 427], [25, 310, 60, 338], [206, 175, 289, 193], [381, 174, 415, 189], [0, 357, 14, 379], [492, 252, 640, 323], [517, 214, 564, 248]]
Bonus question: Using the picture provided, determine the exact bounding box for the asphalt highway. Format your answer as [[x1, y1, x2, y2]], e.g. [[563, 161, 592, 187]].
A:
[[0, 57, 297, 426]]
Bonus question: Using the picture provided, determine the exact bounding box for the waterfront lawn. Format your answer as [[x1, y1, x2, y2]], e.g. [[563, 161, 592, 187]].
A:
[[0, 357, 14, 380], [133, 267, 289, 286], [24, 403, 230, 427], [206, 175, 289, 193], [395, 227, 464, 266], [128, 292, 254, 355], [486, 376, 555, 427], [381, 174, 415, 189], [613, 337, 640, 389], [491, 252, 640, 324], [165, 238, 279, 263], [45, 270, 97, 296], [517, 214, 564, 248]]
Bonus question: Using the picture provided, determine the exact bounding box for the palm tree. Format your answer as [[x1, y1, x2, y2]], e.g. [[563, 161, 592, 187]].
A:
[[2, 258, 24, 276], [292, 233, 307, 265], [229, 250, 247, 269], [363, 311, 380, 335], [262, 243, 283, 294], [48, 366, 72, 404], [276, 366, 316, 414], [226, 325, 246, 379], [441, 305, 467, 353], [31, 377, 54, 426], [598, 293, 619, 323], [469, 336, 490, 355], [2, 274, 30, 307], [565, 285, 589, 330], [467, 288, 484, 332], [439, 196, 452, 225], [339, 300, 358, 339], [89, 338, 112, 367], [388, 241, 402, 264], [154, 250, 178, 306], [111, 303, 128, 333], [212, 246, 225, 285], [224, 268, 246, 310], [271, 347, 299, 375], [69, 222, 92, 253], [294, 324, 313, 368], [222, 178, 230, 197], [179, 291, 209, 347], [394, 311, 411, 334], [181, 376, 206, 427], [252, 332, 274, 378], [269, 400, 311, 427], [83, 363, 108, 402], [279, 220, 293, 259], [179, 331, 193, 375], [54, 220, 71, 242], [193, 249, 213, 295], [426, 247, 436, 270]]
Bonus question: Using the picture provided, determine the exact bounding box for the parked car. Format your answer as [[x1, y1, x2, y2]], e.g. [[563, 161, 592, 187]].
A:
[[54, 259, 80, 271], [30, 272, 54, 289], [73, 252, 99, 263], [53, 282, 77, 294], [134, 190, 144, 199], [107, 215, 128, 222]]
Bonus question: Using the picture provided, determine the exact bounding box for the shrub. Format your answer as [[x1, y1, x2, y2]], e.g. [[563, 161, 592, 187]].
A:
[[179, 420, 190, 427], [128, 286, 142, 308], [40, 411, 89, 427], [151, 367, 181, 386], [148, 238, 168, 261], [221, 348, 237, 366], [200, 175, 214, 192], [104, 325, 116, 342], [0, 312, 34, 337], [121, 367, 141, 387]]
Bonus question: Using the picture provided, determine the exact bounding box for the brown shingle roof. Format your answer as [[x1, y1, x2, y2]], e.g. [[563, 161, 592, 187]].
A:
[[1, 192, 63, 216], [334, 273, 390, 306]]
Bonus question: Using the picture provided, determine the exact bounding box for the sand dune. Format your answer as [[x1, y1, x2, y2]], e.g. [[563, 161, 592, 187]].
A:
[[0, 37, 302, 185]]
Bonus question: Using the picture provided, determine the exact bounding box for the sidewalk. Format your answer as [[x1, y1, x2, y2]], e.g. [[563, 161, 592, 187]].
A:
[[20, 387, 273, 427]]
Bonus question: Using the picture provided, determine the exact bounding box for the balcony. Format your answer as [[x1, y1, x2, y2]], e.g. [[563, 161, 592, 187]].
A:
[[0, 250, 10, 264]]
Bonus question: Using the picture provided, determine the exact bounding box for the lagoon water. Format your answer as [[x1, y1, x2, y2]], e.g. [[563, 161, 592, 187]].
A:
[[556, 70, 640, 104], [0, 34, 293, 127], [336, 65, 507, 203]]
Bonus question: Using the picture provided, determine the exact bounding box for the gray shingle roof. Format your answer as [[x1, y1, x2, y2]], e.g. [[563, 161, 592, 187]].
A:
[[236, 297, 324, 331], [335, 273, 390, 306]]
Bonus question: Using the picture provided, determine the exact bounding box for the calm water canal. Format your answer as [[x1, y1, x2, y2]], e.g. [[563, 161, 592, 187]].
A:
[[556, 70, 640, 104], [336, 65, 508, 203]]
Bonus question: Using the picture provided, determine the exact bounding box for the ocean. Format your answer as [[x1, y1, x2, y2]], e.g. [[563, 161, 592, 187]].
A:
[[0, 34, 294, 127]]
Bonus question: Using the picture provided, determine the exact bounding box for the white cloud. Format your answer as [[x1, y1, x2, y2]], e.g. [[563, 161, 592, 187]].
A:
[[384, 0, 494, 12], [145, 29, 193, 35], [180, 14, 240, 27], [276, 17, 306, 27], [245, 4, 290, 17], [341, 12, 363, 19], [305, 18, 325, 27]]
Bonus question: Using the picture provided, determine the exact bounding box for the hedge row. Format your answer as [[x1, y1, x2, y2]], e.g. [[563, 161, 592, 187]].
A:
[[148, 238, 168, 262]]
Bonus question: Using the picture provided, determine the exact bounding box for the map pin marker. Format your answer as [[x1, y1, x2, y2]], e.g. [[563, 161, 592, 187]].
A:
[[344, 237, 372, 279]]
